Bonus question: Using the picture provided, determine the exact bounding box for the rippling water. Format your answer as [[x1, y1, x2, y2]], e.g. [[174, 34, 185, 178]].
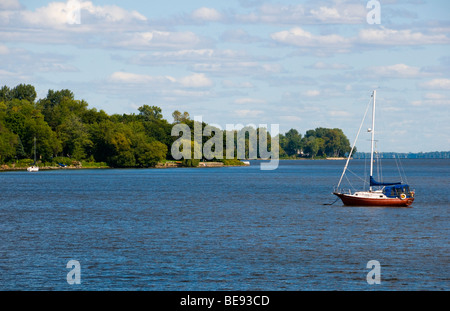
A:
[[0, 159, 448, 290]]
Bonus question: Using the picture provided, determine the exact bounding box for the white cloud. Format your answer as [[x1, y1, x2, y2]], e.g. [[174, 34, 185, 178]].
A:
[[328, 110, 351, 117], [411, 95, 450, 106], [222, 80, 254, 88], [179, 73, 213, 88], [164, 89, 212, 99], [236, 3, 365, 24], [305, 90, 320, 97], [0, 47, 79, 76], [234, 109, 264, 117], [0, 0, 174, 50], [0, 69, 29, 81], [19, 2, 70, 27], [191, 60, 282, 77], [109, 72, 212, 88], [0, 69, 19, 77], [358, 27, 450, 46], [109, 72, 172, 84], [424, 93, 446, 100], [234, 98, 265, 105], [309, 4, 365, 24], [81, 1, 147, 23], [279, 115, 302, 122], [420, 79, 450, 90], [191, 7, 222, 22], [130, 49, 250, 66], [0, 0, 21, 10], [4, 1, 146, 29], [114, 31, 203, 50], [271, 27, 351, 48], [310, 62, 352, 70], [370, 64, 422, 78], [271, 26, 450, 53], [0, 45, 10, 55]]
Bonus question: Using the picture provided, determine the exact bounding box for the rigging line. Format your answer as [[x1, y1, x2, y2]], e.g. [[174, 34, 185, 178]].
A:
[[378, 146, 383, 184], [336, 96, 372, 189], [344, 173, 356, 192], [347, 168, 368, 184], [398, 155, 408, 184], [394, 154, 403, 183]]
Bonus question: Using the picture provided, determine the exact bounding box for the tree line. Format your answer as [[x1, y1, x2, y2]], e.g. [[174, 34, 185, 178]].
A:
[[354, 151, 450, 159], [0, 84, 352, 168], [279, 128, 352, 159]]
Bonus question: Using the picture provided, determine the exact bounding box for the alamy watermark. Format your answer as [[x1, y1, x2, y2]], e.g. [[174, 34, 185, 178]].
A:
[[63, 259, 382, 286], [366, 260, 381, 285], [171, 116, 279, 170], [67, 0, 81, 25], [67, 260, 81, 285], [366, 0, 381, 25]]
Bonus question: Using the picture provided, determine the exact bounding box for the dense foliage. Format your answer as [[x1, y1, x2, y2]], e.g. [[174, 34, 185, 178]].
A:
[[0, 84, 170, 167], [279, 127, 353, 159], [0, 84, 353, 167]]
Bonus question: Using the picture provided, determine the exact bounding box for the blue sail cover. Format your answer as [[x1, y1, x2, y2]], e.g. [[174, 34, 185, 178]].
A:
[[370, 176, 402, 186]]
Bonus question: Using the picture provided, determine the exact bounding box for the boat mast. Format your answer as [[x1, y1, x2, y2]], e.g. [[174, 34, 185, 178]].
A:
[[33, 136, 37, 165], [336, 92, 372, 191], [369, 90, 376, 192]]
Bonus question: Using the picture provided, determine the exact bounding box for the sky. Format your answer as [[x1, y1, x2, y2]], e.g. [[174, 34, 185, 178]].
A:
[[1, 0, 449, 153]]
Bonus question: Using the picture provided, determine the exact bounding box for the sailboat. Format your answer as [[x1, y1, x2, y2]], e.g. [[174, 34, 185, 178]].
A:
[[333, 90, 414, 207], [27, 137, 39, 172]]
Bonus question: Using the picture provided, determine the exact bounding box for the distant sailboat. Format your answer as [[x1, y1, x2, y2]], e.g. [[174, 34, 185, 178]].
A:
[[27, 137, 39, 172], [333, 90, 414, 207]]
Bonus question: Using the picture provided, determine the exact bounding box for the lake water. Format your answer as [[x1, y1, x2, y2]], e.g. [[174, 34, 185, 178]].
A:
[[0, 159, 448, 290]]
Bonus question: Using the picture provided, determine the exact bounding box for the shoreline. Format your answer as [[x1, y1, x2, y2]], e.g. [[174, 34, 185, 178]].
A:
[[2, 157, 444, 172], [0, 161, 249, 172], [277, 157, 347, 160]]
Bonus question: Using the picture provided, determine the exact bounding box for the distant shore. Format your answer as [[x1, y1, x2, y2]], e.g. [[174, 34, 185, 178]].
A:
[[0, 161, 250, 172], [278, 157, 347, 160]]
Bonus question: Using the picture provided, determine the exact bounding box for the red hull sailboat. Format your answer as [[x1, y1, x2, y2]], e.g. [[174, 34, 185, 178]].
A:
[[334, 191, 414, 207], [333, 90, 415, 207]]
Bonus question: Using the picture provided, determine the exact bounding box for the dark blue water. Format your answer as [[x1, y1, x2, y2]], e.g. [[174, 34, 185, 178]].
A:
[[0, 159, 448, 290]]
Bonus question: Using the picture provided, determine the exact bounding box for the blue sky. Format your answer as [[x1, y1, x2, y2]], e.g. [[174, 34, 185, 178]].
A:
[[1, 0, 449, 152]]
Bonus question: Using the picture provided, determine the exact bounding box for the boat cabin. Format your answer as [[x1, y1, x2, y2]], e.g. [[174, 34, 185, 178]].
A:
[[382, 184, 412, 198]]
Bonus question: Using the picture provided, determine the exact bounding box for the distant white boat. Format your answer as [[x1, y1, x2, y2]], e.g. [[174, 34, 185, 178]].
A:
[[242, 161, 250, 165], [27, 137, 39, 172], [27, 166, 39, 172]]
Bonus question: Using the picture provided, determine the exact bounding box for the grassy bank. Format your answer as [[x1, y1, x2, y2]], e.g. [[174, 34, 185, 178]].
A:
[[0, 157, 249, 171]]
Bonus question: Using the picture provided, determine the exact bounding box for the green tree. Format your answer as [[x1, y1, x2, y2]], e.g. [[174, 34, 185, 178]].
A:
[[0, 86, 12, 102], [304, 137, 319, 159], [10, 84, 37, 102], [284, 128, 303, 156], [136, 140, 168, 167], [138, 105, 162, 122], [0, 120, 19, 163], [172, 110, 190, 123], [57, 114, 93, 159], [38, 89, 80, 129], [3, 98, 61, 160], [303, 127, 351, 158]]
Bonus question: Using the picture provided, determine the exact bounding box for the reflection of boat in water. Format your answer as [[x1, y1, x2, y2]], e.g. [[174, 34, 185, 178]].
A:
[[333, 90, 414, 207], [27, 137, 39, 172]]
